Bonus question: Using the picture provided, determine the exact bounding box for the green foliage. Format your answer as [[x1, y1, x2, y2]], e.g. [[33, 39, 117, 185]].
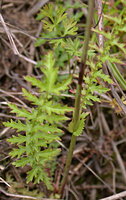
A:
[[82, 66, 113, 108], [35, 2, 81, 68], [65, 38, 82, 57], [4, 52, 72, 190], [80, 2, 126, 118], [4, 1, 126, 192], [36, 3, 78, 48], [68, 113, 89, 136], [36, 3, 114, 125], [93, 1, 126, 90], [25, 52, 72, 95], [6, 173, 44, 198]]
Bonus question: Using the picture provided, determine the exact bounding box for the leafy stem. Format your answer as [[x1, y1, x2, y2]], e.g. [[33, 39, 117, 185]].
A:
[[59, 0, 95, 195]]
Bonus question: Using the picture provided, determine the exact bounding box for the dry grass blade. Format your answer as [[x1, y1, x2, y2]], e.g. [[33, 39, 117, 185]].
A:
[[0, 177, 11, 187], [0, 13, 19, 55], [112, 142, 126, 184], [0, 13, 37, 64], [100, 191, 126, 200], [27, 0, 50, 16]]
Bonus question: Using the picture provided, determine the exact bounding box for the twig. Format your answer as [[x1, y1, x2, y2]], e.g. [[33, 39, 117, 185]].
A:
[[0, 13, 37, 65], [0, 89, 29, 107], [112, 142, 126, 184], [0, 177, 11, 187], [0, 26, 36, 40], [0, 127, 10, 137], [0, 13, 18, 55], [100, 191, 126, 200], [82, 162, 114, 193]]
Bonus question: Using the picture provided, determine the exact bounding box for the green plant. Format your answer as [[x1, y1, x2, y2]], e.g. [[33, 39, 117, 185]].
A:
[[93, 0, 126, 90], [6, 173, 44, 199], [4, 0, 126, 196], [4, 51, 72, 190]]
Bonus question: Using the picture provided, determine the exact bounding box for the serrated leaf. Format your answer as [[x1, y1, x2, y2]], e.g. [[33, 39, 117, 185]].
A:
[[36, 140, 47, 147], [27, 166, 40, 181], [13, 157, 31, 167], [73, 113, 89, 136], [73, 117, 85, 136], [53, 76, 72, 94], [22, 88, 42, 105], [93, 29, 112, 39], [104, 14, 122, 24], [27, 167, 53, 190], [68, 113, 89, 135], [81, 112, 89, 118], [31, 124, 62, 134], [36, 3, 54, 21], [68, 120, 74, 133], [24, 76, 46, 92], [32, 132, 60, 143], [42, 19, 55, 32], [43, 101, 73, 115], [42, 51, 55, 70], [55, 6, 66, 25], [46, 113, 69, 123], [89, 85, 109, 94], [43, 68, 58, 92], [83, 99, 93, 107], [93, 70, 113, 83], [4, 47, 73, 190], [8, 103, 32, 119], [7, 134, 26, 144], [36, 113, 69, 123], [38, 148, 60, 159], [63, 18, 78, 36], [9, 146, 26, 158], [65, 38, 81, 56], [86, 94, 100, 102], [4, 120, 27, 132]]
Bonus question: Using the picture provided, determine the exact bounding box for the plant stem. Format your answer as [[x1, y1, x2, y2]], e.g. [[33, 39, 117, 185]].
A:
[[59, 0, 94, 196]]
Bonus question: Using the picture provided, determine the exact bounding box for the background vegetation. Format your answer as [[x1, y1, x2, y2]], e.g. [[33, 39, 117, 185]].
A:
[[0, 0, 126, 199]]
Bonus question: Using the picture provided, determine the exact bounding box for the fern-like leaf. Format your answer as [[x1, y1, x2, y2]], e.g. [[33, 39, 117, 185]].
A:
[[27, 167, 53, 190], [43, 101, 73, 115], [9, 146, 26, 158], [4, 120, 27, 132], [8, 104, 32, 119], [93, 70, 113, 84], [63, 18, 78, 36], [4, 50, 72, 189], [24, 77, 46, 92], [53, 76, 72, 94], [7, 134, 26, 144]]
